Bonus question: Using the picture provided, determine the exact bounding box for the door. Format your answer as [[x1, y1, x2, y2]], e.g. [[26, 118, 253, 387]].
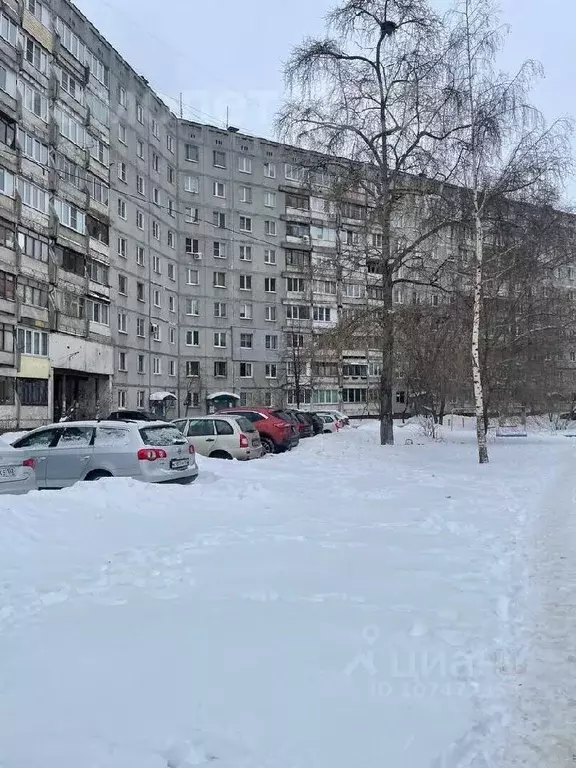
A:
[[214, 418, 235, 453], [185, 419, 216, 456], [11, 428, 62, 487], [45, 426, 95, 488]]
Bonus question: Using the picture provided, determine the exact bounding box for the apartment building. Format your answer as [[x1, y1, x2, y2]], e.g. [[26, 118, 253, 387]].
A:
[[0, 0, 414, 429]]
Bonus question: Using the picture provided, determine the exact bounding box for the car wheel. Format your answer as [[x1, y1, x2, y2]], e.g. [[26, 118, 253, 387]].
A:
[[210, 450, 233, 460], [85, 470, 113, 481], [260, 436, 275, 455]]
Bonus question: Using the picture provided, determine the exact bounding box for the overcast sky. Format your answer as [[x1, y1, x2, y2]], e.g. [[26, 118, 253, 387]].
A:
[[73, 0, 575, 144]]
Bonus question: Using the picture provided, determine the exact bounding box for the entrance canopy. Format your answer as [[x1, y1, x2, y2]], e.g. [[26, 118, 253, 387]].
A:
[[150, 391, 177, 402]]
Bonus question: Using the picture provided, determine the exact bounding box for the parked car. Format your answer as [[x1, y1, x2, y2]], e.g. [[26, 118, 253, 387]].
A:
[[284, 409, 314, 439], [0, 443, 37, 494], [107, 409, 157, 421], [172, 415, 262, 460], [319, 414, 340, 433], [217, 407, 296, 455], [315, 410, 350, 427], [299, 411, 324, 436], [10, 421, 198, 489]]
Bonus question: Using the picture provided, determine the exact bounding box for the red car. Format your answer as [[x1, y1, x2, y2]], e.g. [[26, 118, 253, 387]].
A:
[[217, 407, 295, 455]]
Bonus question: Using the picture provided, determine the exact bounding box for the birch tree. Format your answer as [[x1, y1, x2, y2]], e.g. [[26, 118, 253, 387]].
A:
[[447, 0, 573, 462], [278, 0, 469, 445]]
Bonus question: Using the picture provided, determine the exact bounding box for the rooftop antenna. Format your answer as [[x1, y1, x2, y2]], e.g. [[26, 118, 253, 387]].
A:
[[179, 92, 183, 119]]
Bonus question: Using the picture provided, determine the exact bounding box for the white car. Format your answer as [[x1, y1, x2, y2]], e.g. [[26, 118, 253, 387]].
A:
[[172, 415, 263, 460], [315, 410, 349, 427], [0, 442, 37, 494], [319, 414, 340, 433]]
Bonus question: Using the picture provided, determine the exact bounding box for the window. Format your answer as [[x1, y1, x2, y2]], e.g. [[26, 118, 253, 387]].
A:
[[185, 144, 199, 162], [0, 218, 15, 250], [24, 36, 47, 72], [264, 162, 276, 178], [342, 388, 367, 403], [152, 118, 159, 138], [264, 249, 276, 265], [167, 166, 175, 185], [213, 271, 226, 288], [343, 364, 367, 379], [169, 360, 176, 377], [137, 354, 145, 374], [186, 361, 200, 377], [169, 326, 176, 344], [0, 169, 13, 198], [214, 361, 227, 378], [0, 270, 15, 300], [239, 274, 252, 290], [118, 274, 127, 295], [87, 93, 109, 125], [187, 268, 199, 285], [118, 311, 127, 334], [153, 357, 161, 375], [239, 362, 253, 378], [213, 150, 226, 168], [137, 391, 146, 409], [20, 80, 48, 120], [264, 192, 276, 208], [313, 306, 332, 322], [264, 220, 277, 236], [152, 187, 160, 206], [167, 134, 174, 153], [265, 305, 277, 321], [54, 200, 85, 232], [238, 156, 252, 174], [239, 186, 252, 204], [0, 12, 17, 45], [17, 327, 48, 356], [0, 375, 14, 405], [186, 330, 199, 346], [117, 198, 127, 219], [136, 102, 144, 123], [264, 277, 276, 293], [265, 334, 278, 350], [286, 249, 310, 268], [86, 258, 108, 285], [18, 378, 48, 407], [152, 220, 160, 240], [87, 299, 110, 325], [169, 295, 176, 313], [152, 322, 161, 340], [213, 241, 226, 259], [186, 206, 199, 223], [286, 305, 310, 320], [186, 298, 199, 316], [118, 85, 127, 107], [213, 211, 226, 228], [287, 333, 305, 348], [213, 181, 225, 198], [240, 333, 253, 349], [17, 178, 48, 212], [213, 301, 227, 318], [58, 68, 83, 103], [239, 216, 252, 232], [185, 175, 199, 193], [396, 391, 406, 404], [117, 162, 127, 183], [214, 332, 227, 348], [88, 174, 109, 206], [153, 289, 161, 308], [152, 153, 159, 172], [136, 210, 144, 229], [167, 262, 176, 281], [136, 140, 144, 159], [314, 279, 337, 295], [285, 164, 305, 182], [136, 246, 145, 266], [239, 245, 252, 261], [118, 352, 127, 371], [265, 364, 277, 379], [185, 237, 199, 255], [239, 303, 253, 320], [0, 115, 15, 150], [137, 282, 145, 302], [90, 138, 109, 166], [287, 277, 306, 292], [136, 318, 145, 337], [133, 175, 144, 197], [19, 278, 48, 309]]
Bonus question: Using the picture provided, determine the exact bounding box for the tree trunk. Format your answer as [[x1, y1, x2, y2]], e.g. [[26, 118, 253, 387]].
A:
[[379, 276, 394, 445], [472, 213, 489, 464], [439, 396, 446, 425]]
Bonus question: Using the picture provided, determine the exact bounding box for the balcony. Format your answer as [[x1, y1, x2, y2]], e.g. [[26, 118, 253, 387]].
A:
[[89, 237, 109, 260]]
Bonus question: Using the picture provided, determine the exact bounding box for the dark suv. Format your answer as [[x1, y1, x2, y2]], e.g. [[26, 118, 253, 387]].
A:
[[218, 407, 295, 455], [284, 410, 314, 438]]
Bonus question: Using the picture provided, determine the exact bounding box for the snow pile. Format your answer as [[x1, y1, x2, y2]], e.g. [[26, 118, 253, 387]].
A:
[[0, 423, 571, 767]]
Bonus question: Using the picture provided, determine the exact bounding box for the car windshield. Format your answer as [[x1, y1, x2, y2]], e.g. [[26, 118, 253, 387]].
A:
[[139, 425, 187, 446], [233, 416, 256, 433]]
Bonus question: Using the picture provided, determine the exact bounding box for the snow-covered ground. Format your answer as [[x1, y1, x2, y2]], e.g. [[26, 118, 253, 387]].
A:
[[0, 421, 573, 767]]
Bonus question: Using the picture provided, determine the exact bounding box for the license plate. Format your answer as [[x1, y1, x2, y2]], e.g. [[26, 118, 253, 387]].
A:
[[0, 467, 16, 479], [170, 458, 189, 470]]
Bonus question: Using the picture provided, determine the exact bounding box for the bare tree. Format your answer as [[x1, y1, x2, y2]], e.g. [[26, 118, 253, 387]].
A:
[[278, 0, 470, 445], [446, 0, 573, 462]]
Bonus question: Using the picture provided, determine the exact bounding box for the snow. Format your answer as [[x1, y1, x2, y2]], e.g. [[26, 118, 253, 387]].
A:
[[0, 421, 572, 767]]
